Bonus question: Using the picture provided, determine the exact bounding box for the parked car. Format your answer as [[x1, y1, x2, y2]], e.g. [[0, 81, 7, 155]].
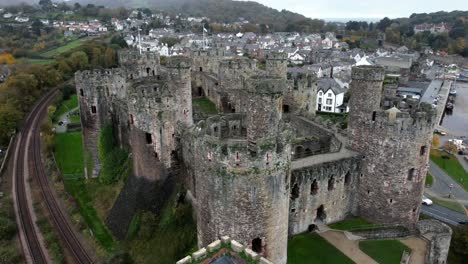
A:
[[434, 129, 446, 136], [422, 196, 433, 205]]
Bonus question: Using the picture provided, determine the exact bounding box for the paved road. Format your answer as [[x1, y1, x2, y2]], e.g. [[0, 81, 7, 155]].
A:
[[427, 161, 468, 203], [421, 204, 468, 226]]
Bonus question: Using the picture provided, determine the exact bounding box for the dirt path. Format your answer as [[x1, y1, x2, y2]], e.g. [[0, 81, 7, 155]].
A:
[[400, 237, 427, 264], [319, 231, 377, 264]]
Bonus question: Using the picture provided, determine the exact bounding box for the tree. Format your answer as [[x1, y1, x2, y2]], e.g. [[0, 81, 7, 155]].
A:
[[443, 141, 458, 154], [38, 0, 53, 11], [449, 225, 468, 262], [31, 19, 44, 36], [432, 134, 440, 148], [69, 51, 89, 71], [104, 48, 117, 68], [0, 53, 16, 65], [377, 17, 392, 32], [0, 103, 22, 145]]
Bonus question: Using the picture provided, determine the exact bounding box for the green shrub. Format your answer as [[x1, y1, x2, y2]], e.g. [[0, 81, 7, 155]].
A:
[[0, 243, 21, 264], [98, 125, 131, 184], [0, 216, 16, 240]]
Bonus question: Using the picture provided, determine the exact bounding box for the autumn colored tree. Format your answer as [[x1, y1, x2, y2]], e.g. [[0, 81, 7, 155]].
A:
[[443, 141, 458, 154], [0, 53, 16, 65], [432, 134, 440, 149]]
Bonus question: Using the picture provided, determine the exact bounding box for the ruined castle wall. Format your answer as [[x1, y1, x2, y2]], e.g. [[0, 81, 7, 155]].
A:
[[284, 73, 318, 118], [192, 48, 227, 74], [416, 220, 452, 264], [288, 156, 360, 235], [290, 116, 341, 153], [265, 52, 287, 79], [75, 70, 125, 177], [118, 50, 160, 79]]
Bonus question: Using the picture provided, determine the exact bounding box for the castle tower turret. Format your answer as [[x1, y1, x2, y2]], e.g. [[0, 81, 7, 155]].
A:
[[188, 78, 291, 264], [245, 77, 286, 143], [265, 52, 287, 79], [118, 50, 160, 79], [166, 56, 193, 127], [348, 66, 437, 224]]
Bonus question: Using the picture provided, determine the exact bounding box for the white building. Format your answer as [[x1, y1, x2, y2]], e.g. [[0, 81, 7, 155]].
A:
[[316, 78, 347, 113]]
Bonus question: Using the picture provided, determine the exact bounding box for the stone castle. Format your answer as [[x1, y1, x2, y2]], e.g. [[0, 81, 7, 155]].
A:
[[75, 48, 450, 263]]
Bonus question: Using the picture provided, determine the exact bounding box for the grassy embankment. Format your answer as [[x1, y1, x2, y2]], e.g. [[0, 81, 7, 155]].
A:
[[41, 38, 87, 58], [288, 233, 355, 264], [359, 240, 411, 264], [430, 149, 468, 191]]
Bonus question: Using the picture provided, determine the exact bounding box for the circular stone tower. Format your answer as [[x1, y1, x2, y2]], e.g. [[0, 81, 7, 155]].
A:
[[348, 66, 437, 224], [190, 77, 292, 264]]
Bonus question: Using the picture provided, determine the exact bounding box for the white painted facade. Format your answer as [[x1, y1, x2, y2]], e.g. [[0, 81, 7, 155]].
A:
[[316, 89, 345, 113]]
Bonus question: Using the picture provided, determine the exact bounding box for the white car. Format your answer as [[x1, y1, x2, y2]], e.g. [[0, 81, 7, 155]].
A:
[[422, 196, 433, 205]]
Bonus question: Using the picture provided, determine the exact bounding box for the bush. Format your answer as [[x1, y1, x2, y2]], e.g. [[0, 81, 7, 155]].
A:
[[0, 216, 16, 240], [0, 243, 21, 264]]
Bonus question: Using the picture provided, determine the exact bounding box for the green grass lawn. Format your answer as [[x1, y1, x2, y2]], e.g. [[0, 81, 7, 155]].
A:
[[54, 131, 115, 252], [54, 132, 84, 175], [54, 95, 78, 122], [63, 178, 115, 252], [425, 173, 434, 187], [69, 110, 81, 124], [288, 233, 355, 264], [359, 240, 410, 264], [192, 97, 218, 114], [17, 58, 54, 65], [328, 217, 381, 231], [425, 194, 465, 214], [430, 149, 468, 191], [41, 38, 86, 58]]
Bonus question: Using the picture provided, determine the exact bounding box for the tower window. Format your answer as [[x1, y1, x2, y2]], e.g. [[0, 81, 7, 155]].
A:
[[291, 183, 299, 199], [145, 133, 152, 144], [372, 111, 376, 121], [328, 177, 335, 191], [129, 114, 134, 124], [80, 89, 84, 96], [310, 180, 318, 195], [420, 146, 427, 156], [200, 67, 203, 72], [408, 168, 415, 181], [252, 237, 262, 253], [91, 106, 97, 114], [344, 171, 351, 185]]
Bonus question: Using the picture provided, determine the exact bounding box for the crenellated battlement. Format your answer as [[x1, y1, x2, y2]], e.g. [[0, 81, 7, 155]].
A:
[[246, 77, 287, 95], [118, 49, 160, 66], [351, 65, 385, 81]]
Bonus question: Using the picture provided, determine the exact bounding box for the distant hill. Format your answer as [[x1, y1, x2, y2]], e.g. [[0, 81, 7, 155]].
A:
[[72, 0, 324, 32]]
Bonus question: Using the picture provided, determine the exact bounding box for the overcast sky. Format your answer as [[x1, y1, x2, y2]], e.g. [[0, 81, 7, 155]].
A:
[[248, 0, 465, 20]]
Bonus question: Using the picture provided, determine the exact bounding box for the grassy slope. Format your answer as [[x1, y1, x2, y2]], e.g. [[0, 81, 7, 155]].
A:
[[54, 132, 84, 175], [426, 173, 434, 187], [53, 95, 78, 122], [288, 233, 355, 264], [359, 240, 410, 264], [41, 39, 86, 58], [328, 217, 376, 231], [54, 132, 115, 252], [425, 194, 465, 214], [17, 58, 54, 65], [430, 149, 468, 191], [192, 97, 218, 114]]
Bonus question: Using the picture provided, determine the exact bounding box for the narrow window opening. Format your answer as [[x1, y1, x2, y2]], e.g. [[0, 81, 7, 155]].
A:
[[316, 205, 326, 221], [420, 146, 427, 156], [344, 171, 351, 185], [91, 106, 97, 114], [408, 168, 415, 181], [310, 180, 318, 195], [145, 133, 153, 144], [146, 67, 151, 74], [80, 89, 84, 96], [372, 111, 376, 121], [291, 183, 299, 199], [200, 67, 203, 72], [252, 238, 262, 253], [328, 177, 335, 191], [129, 114, 134, 124]]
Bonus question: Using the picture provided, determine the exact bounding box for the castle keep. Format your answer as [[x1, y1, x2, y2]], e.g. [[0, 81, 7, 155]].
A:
[[76, 49, 449, 263]]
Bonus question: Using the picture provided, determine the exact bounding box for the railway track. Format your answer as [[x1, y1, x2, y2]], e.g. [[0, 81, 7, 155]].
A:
[[13, 88, 94, 264]]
